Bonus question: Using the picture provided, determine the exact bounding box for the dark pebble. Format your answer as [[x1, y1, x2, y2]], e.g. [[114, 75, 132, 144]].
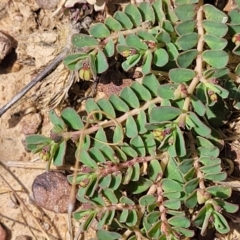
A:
[[32, 171, 71, 213]]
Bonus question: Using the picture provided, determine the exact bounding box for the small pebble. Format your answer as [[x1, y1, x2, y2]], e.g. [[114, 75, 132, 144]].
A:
[[20, 113, 42, 135], [0, 224, 6, 240], [32, 171, 71, 213]]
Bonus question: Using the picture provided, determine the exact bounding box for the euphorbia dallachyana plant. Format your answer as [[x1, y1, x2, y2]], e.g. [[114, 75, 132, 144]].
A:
[[25, 0, 240, 239]]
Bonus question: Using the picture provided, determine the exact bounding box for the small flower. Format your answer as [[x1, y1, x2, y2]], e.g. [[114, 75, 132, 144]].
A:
[[79, 62, 92, 81], [232, 33, 240, 46], [153, 128, 172, 142], [146, 40, 156, 49], [210, 77, 219, 85]]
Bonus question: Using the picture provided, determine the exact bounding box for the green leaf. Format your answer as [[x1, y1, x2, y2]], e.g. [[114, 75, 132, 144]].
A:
[[166, 43, 179, 61], [136, 110, 147, 134], [96, 50, 109, 74], [204, 172, 227, 181], [138, 2, 155, 24], [176, 33, 198, 50], [97, 230, 122, 240], [122, 54, 142, 71], [161, 179, 183, 192], [130, 136, 146, 157], [131, 162, 140, 181], [78, 150, 98, 169], [121, 143, 138, 158], [93, 127, 107, 148], [139, 194, 157, 206], [175, 20, 196, 36], [213, 211, 230, 234], [85, 98, 102, 120], [126, 210, 138, 226], [168, 216, 190, 228], [61, 107, 83, 130], [199, 156, 221, 166], [109, 94, 130, 112], [198, 147, 219, 158], [172, 227, 194, 238], [53, 141, 66, 166], [89, 53, 97, 80], [142, 51, 153, 75], [156, 31, 170, 44], [120, 86, 140, 108], [104, 38, 114, 57], [142, 74, 160, 97], [71, 34, 98, 48], [127, 177, 153, 194], [63, 53, 88, 66], [175, 0, 198, 4], [124, 4, 142, 27], [126, 34, 148, 50], [49, 110, 66, 131], [157, 83, 178, 99], [113, 125, 123, 144], [191, 96, 206, 116], [89, 23, 110, 38], [131, 82, 152, 101], [214, 199, 239, 213], [169, 68, 196, 83], [203, 4, 228, 23], [203, 20, 228, 37], [152, 0, 165, 23], [25, 134, 51, 145], [89, 147, 105, 163], [204, 35, 228, 50], [176, 49, 198, 68], [102, 189, 118, 204], [104, 17, 123, 31], [97, 211, 110, 229], [153, 48, 168, 67], [175, 126, 186, 157], [202, 50, 228, 68], [119, 209, 129, 223], [187, 112, 211, 137], [113, 11, 133, 29], [150, 106, 182, 122], [184, 178, 199, 194], [120, 196, 134, 205], [73, 209, 93, 220], [206, 186, 231, 199], [97, 98, 116, 118], [175, 4, 196, 20], [125, 115, 138, 138], [137, 30, 156, 42], [147, 220, 162, 239], [109, 173, 122, 190], [98, 175, 112, 189], [163, 199, 181, 210], [165, 157, 184, 183], [101, 145, 118, 163], [185, 190, 197, 208]]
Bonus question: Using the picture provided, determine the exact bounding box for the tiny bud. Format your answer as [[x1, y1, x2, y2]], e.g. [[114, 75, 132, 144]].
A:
[[208, 90, 218, 102], [174, 84, 188, 99], [146, 40, 156, 49], [232, 33, 240, 46], [79, 62, 92, 81], [197, 189, 211, 204], [39, 146, 51, 161], [50, 131, 62, 143], [120, 48, 137, 57]]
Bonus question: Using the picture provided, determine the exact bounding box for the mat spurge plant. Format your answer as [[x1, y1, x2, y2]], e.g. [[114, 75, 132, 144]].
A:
[[25, 0, 240, 239]]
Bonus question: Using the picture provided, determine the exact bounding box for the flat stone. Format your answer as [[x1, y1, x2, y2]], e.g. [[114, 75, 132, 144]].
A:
[[32, 171, 71, 213]]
